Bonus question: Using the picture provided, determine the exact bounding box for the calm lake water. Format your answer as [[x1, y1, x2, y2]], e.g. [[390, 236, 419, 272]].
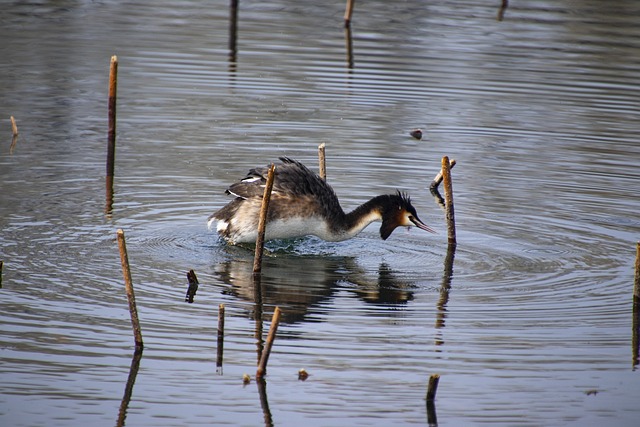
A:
[[1, 1, 639, 426]]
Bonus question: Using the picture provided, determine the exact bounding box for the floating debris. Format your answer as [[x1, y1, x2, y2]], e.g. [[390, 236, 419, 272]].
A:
[[410, 128, 423, 140], [298, 368, 309, 381]]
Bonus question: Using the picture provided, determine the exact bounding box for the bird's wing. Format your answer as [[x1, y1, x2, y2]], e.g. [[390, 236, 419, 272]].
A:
[[226, 157, 338, 204]]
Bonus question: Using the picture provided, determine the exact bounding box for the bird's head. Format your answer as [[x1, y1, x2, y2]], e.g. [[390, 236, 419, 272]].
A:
[[379, 191, 435, 240]]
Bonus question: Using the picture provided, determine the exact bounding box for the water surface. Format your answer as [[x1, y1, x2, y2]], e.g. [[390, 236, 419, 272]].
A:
[[1, 1, 639, 426]]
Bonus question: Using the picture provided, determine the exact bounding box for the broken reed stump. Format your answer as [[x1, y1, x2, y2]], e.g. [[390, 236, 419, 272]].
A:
[[185, 269, 199, 303], [253, 164, 276, 274], [318, 143, 326, 180], [426, 374, 440, 401], [217, 303, 225, 369], [256, 306, 282, 379], [344, 0, 355, 27], [116, 229, 144, 350], [441, 156, 457, 246], [430, 158, 456, 191]]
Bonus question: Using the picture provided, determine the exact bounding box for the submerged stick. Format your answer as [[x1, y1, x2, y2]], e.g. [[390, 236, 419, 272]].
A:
[[107, 55, 118, 178], [441, 156, 457, 246], [217, 303, 225, 369], [256, 306, 282, 378], [318, 143, 326, 180], [116, 229, 144, 349], [344, 0, 355, 27], [253, 164, 276, 274], [426, 374, 440, 402], [430, 158, 456, 191]]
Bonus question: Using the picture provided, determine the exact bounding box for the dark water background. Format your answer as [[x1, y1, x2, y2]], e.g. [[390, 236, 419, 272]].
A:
[[1, 1, 639, 426]]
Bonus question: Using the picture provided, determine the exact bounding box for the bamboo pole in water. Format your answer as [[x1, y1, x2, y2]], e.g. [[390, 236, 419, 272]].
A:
[[256, 306, 281, 378], [441, 156, 457, 246], [116, 229, 144, 349], [253, 164, 276, 274], [344, 0, 355, 27], [318, 143, 326, 180], [217, 303, 225, 370]]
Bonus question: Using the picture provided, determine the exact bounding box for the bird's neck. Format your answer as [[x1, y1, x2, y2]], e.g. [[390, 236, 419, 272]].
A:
[[339, 196, 387, 238]]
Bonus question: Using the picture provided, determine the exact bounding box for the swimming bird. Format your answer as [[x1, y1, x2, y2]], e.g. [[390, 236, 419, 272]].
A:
[[208, 157, 435, 244]]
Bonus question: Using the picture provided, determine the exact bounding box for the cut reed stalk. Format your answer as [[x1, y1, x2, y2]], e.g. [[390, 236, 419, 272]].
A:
[[318, 143, 326, 180], [253, 164, 276, 274], [217, 303, 225, 369], [116, 229, 144, 349], [426, 374, 440, 402], [344, 0, 355, 27], [256, 306, 281, 378], [634, 241, 640, 305], [441, 156, 457, 246], [107, 55, 118, 178], [10, 116, 18, 136], [430, 158, 456, 190]]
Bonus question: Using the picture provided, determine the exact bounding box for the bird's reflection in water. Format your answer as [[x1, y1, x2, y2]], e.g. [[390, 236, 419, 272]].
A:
[[348, 263, 414, 305], [214, 252, 415, 323]]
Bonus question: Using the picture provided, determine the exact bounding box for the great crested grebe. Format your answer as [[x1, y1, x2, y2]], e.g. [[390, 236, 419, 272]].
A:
[[208, 157, 435, 244]]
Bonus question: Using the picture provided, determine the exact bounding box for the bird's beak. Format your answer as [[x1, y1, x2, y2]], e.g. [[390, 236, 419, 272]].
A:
[[410, 216, 436, 234]]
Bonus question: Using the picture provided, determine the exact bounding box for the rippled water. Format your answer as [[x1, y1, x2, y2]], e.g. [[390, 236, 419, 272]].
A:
[[1, 0, 639, 426]]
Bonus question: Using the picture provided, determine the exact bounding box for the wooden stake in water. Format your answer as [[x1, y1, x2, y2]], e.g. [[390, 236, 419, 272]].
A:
[[318, 143, 326, 180], [426, 374, 440, 401], [253, 164, 276, 274], [441, 156, 457, 246], [116, 229, 144, 350], [107, 55, 118, 178], [256, 306, 281, 379], [344, 0, 355, 27], [217, 303, 225, 370]]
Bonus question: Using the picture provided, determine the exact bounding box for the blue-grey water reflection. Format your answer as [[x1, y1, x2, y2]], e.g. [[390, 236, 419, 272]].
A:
[[1, 1, 639, 426]]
